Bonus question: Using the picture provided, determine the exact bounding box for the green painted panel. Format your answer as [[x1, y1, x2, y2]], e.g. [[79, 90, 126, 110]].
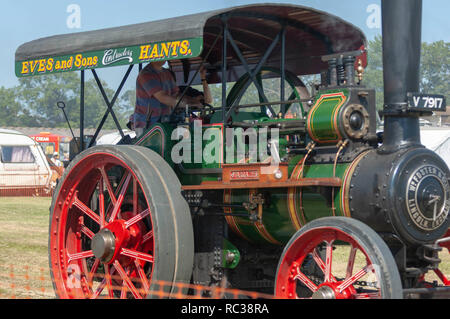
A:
[[176, 123, 223, 185], [306, 89, 348, 144], [301, 163, 350, 219]]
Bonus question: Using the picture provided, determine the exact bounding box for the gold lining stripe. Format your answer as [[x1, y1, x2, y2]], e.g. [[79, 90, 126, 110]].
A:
[[223, 190, 252, 242], [287, 160, 306, 230], [340, 150, 371, 217], [255, 221, 281, 245], [248, 189, 281, 245], [136, 126, 165, 155]]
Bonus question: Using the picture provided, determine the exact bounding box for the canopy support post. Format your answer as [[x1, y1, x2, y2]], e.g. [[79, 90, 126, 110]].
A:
[[280, 25, 286, 116], [80, 70, 85, 151], [221, 17, 228, 125]]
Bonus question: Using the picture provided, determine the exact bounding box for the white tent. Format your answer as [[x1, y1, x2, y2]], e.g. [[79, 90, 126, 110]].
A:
[[420, 127, 450, 170]]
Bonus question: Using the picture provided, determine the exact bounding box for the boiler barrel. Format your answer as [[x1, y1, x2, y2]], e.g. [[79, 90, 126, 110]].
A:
[[222, 157, 358, 245]]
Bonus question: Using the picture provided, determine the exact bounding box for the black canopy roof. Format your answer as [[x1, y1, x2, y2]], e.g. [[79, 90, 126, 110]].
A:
[[16, 3, 366, 82]]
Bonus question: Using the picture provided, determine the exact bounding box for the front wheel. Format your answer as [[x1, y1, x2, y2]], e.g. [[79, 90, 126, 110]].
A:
[[275, 217, 403, 299]]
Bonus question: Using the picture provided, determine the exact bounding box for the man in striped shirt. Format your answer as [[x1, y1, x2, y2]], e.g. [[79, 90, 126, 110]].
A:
[[133, 61, 204, 137]]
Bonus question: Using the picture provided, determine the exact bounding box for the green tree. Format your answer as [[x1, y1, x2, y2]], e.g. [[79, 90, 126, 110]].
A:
[[75, 77, 129, 130], [0, 86, 28, 126], [16, 72, 79, 127], [16, 73, 79, 127], [362, 35, 384, 111], [420, 40, 450, 101], [14, 72, 130, 129], [363, 36, 449, 112]]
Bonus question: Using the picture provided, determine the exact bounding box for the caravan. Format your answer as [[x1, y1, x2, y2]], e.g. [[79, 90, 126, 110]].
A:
[[0, 129, 53, 196]]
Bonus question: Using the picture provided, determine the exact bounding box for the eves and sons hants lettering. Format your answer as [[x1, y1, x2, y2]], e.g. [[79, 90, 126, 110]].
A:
[[16, 38, 201, 77]]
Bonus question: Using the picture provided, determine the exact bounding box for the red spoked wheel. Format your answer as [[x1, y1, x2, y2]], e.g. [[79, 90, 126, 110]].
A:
[[275, 217, 403, 299], [49, 145, 194, 299]]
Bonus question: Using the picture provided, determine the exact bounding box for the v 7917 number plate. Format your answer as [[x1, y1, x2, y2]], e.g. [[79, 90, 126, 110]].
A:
[[407, 93, 446, 112]]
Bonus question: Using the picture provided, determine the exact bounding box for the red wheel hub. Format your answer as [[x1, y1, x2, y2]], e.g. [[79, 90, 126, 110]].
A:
[[91, 228, 117, 263], [91, 218, 144, 265], [311, 282, 357, 299]]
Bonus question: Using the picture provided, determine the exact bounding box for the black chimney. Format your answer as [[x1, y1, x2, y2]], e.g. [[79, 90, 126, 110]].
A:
[[381, 0, 422, 152]]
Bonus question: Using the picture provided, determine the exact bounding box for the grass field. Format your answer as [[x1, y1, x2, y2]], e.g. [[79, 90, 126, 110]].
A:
[[0, 196, 448, 299], [0, 197, 54, 298]]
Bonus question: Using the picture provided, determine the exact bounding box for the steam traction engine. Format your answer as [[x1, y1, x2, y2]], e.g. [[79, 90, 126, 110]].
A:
[[15, 1, 449, 298]]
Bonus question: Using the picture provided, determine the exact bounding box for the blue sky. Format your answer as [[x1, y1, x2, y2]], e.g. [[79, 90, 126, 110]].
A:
[[1, 0, 448, 89]]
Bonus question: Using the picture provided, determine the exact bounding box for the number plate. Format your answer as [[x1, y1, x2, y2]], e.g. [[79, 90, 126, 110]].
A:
[[230, 170, 259, 181], [407, 93, 446, 112]]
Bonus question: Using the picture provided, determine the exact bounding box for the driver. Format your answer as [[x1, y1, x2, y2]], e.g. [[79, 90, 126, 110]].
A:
[[132, 61, 210, 137]]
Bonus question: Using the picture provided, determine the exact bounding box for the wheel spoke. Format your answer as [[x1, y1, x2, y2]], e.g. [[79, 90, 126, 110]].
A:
[[133, 178, 138, 217], [88, 259, 100, 285], [337, 265, 372, 293], [311, 248, 326, 272], [98, 177, 106, 227], [91, 278, 106, 299], [120, 284, 128, 299], [121, 248, 154, 263], [434, 269, 450, 286], [134, 260, 150, 293], [109, 173, 132, 222], [80, 224, 95, 239], [67, 250, 94, 263], [114, 261, 142, 299], [71, 192, 100, 225], [78, 217, 95, 240], [311, 248, 336, 282], [90, 266, 115, 299], [292, 266, 318, 293], [91, 265, 116, 299], [324, 241, 333, 283], [104, 264, 115, 299], [346, 245, 358, 279], [142, 230, 154, 244], [125, 209, 150, 228], [99, 166, 117, 206]]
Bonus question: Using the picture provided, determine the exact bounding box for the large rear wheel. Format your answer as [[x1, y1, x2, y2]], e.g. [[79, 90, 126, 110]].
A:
[[275, 217, 403, 299], [49, 145, 194, 299]]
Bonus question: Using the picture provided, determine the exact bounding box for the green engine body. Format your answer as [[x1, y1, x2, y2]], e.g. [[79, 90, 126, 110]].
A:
[[133, 85, 380, 245]]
